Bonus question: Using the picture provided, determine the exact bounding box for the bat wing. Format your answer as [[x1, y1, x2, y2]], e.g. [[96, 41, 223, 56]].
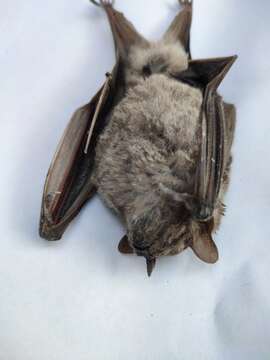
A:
[[174, 56, 237, 220], [172, 57, 237, 262], [40, 0, 142, 241], [40, 62, 121, 241], [190, 57, 237, 221]]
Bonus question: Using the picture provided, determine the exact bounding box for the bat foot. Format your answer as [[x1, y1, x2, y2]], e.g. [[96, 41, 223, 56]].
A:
[[89, 0, 115, 8], [179, 0, 192, 6]]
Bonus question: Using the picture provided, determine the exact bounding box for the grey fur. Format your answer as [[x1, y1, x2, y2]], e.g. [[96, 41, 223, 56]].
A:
[[92, 38, 227, 259], [89, 2, 236, 268]]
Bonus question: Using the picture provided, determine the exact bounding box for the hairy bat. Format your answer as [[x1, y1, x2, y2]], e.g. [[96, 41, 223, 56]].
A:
[[39, 0, 237, 276]]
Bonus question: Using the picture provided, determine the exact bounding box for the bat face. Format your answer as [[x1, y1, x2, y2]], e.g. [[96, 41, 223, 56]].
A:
[[128, 209, 191, 259], [126, 208, 218, 276], [125, 179, 217, 275], [127, 207, 192, 277]]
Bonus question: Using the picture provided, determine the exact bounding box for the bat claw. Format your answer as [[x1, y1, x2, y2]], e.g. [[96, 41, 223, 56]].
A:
[[89, 0, 115, 8], [179, 0, 192, 6]]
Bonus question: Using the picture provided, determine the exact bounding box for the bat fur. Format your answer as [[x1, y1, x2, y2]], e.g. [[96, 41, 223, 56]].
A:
[[39, 0, 237, 275], [92, 40, 231, 260]]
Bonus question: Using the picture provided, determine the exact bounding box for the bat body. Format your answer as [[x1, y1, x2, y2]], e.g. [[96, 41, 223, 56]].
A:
[[93, 74, 203, 258], [39, 0, 237, 276]]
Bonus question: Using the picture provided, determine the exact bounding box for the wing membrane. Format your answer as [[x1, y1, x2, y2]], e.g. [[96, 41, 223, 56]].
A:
[[40, 65, 120, 240]]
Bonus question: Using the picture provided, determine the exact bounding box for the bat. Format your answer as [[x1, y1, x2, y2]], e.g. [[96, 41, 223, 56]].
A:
[[39, 0, 237, 276]]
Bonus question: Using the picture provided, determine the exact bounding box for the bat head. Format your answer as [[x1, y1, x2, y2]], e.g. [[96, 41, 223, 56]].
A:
[[124, 185, 218, 276]]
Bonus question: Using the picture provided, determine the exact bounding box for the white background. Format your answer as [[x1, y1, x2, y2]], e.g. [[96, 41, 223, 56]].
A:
[[1, 0, 270, 359]]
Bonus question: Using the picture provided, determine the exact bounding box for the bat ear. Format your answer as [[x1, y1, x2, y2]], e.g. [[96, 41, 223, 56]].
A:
[[163, 1, 193, 56], [190, 222, 219, 264], [176, 56, 237, 90], [91, 1, 149, 58], [118, 235, 134, 254]]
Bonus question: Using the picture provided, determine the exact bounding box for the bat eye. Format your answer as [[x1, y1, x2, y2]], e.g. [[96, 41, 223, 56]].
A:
[[142, 65, 152, 77]]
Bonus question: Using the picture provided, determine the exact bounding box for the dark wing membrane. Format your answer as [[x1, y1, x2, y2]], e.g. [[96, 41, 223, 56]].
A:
[[223, 102, 236, 160], [195, 92, 226, 221], [179, 56, 237, 221], [196, 98, 237, 222], [39, 63, 120, 240]]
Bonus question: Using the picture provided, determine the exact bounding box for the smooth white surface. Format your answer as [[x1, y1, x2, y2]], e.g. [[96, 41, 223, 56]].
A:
[[1, 0, 270, 359]]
